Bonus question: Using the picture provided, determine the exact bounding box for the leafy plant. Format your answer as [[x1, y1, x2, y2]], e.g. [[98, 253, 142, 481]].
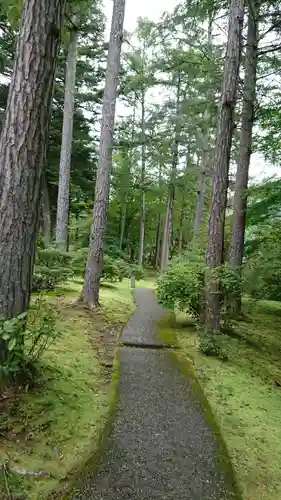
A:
[[0, 298, 58, 380], [157, 256, 204, 318], [199, 333, 228, 360]]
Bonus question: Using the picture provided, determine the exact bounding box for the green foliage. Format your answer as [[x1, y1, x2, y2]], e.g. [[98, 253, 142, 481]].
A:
[[157, 255, 204, 318], [0, 298, 57, 380], [32, 248, 73, 292], [199, 333, 228, 360], [102, 254, 121, 283]]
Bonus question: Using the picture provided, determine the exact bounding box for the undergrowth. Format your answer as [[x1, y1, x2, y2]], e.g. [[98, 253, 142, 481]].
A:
[[0, 279, 134, 500]]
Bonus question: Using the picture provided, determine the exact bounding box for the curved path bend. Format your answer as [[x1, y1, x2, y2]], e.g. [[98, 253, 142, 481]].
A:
[[71, 288, 237, 500]]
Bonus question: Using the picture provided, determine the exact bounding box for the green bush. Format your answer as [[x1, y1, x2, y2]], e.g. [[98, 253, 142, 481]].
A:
[[129, 264, 145, 281], [199, 333, 228, 360], [32, 248, 73, 293], [102, 254, 120, 283], [71, 249, 143, 284], [156, 258, 204, 318], [0, 298, 58, 380], [72, 249, 125, 283]]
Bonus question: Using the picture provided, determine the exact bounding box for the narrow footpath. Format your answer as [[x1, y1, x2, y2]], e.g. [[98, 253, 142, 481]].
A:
[[71, 288, 238, 500]]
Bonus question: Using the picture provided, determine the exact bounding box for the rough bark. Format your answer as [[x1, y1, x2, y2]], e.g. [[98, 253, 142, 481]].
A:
[[178, 149, 190, 254], [193, 131, 209, 241], [178, 208, 185, 255], [120, 95, 136, 252], [138, 84, 146, 266], [193, 18, 213, 245], [204, 0, 244, 332], [155, 214, 162, 269], [228, 0, 259, 313], [55, 23, 78, 249], [0, 0, 64, 325], [160, 72, 181, 272], [81, 0, 125, 307], [41, 178, 52, 242]]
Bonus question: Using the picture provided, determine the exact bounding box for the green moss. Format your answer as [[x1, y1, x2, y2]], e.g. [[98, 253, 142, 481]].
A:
[[0, 280, 134, 500], [158, 300, 281, 500], [157, 318, 241, 500]]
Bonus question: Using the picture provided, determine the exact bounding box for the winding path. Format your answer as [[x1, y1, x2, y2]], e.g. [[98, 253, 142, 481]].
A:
[[71, 288, 237, 500]]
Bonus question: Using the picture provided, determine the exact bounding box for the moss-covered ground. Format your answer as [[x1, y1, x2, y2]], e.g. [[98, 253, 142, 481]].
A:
[[0, 279, 134, 500], [158, 299, 281, 500]]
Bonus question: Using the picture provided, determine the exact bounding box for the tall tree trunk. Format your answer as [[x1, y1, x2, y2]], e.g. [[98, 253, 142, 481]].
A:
[[193, 148, 208, 239], [228, 0, 259, 314], [138, 84, 146, 266], [55, 23, 78, 249], [0, 0, 64, 327], [119, 196, 127, 252], [161, 72, 181, 272], [179, 149, 190, 254], [193, 18, 213, 245], [204, 0, 244, 332], [120, 95, 136, 252], [41, 178, 52, 242], [178, 208, 185, 255], [81, 0, 126, 307], [155, 214, 162, 269]]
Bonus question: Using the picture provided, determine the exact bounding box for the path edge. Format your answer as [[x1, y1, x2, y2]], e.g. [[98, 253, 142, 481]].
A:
[[157, 312, 243, 500], [48, 300, 136, 500]]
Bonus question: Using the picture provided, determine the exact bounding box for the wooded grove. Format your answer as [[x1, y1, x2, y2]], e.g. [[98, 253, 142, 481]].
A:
[[1, 0, 281, 498]]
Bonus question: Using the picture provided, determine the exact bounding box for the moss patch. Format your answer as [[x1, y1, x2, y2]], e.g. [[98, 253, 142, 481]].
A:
[[159, 300, 281, 500], [0, 280, 134, 500]]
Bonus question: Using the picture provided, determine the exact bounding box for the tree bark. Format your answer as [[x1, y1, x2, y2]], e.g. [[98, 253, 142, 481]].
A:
[[81, 0, 125, 307], [228, 0, 259, 314], [155, 214, 162, 269], [41, 178, 52, 242], [120, 95, 136, 252], [193, 125, 209, 242], [178, 207, 185, 255], [204, 0, 244, 332], [138, 84, 146, 266], [55, 23, 78, 249], [193, 17, 213, 246], [0, 0, 64, 325], [160, 72, 181, 272]]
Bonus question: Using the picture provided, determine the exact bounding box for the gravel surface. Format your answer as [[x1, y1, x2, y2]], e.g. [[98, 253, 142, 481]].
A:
[[71, 288, 238, 500]]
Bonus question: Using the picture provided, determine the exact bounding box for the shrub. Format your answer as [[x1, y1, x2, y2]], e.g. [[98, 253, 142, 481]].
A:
[[32, 248, 73, 293], [0, 298, 58, 381], [72, 249, 124, 283], [129, 264, 145, 281], [199, 333, 228, 361], [102, 254, 120, 283], [157, 258, 204, 318]]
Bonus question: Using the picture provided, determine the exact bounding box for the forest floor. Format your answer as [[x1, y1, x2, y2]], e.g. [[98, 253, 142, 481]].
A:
[[159, 299, 281, 500], [0, 279, 134, 500]]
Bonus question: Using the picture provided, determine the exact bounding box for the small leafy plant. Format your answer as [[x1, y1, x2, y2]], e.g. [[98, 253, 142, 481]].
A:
[[0, 298, 58, 381]]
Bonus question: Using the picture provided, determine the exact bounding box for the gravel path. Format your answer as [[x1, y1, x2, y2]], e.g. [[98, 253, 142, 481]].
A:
[[71, 288, 238, 500]]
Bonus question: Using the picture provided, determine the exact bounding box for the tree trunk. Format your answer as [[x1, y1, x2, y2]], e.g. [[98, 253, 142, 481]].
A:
[[120, 95, 136, 252], [81, 0, 126, 307], [41, 178, 52, 242], [55, 23, 78, 249], [160, 72, 181, 272], [119, 196, 127, 252], [138, 85, 145, 266], [228, 1, 259, 314], [0, 0, 64, 326], [193, 149, 208, 239], [178, 208, 185, 255], [193, 17, 213, 246], [155, 214, 162, 269], [204, 0, 244, 332]]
